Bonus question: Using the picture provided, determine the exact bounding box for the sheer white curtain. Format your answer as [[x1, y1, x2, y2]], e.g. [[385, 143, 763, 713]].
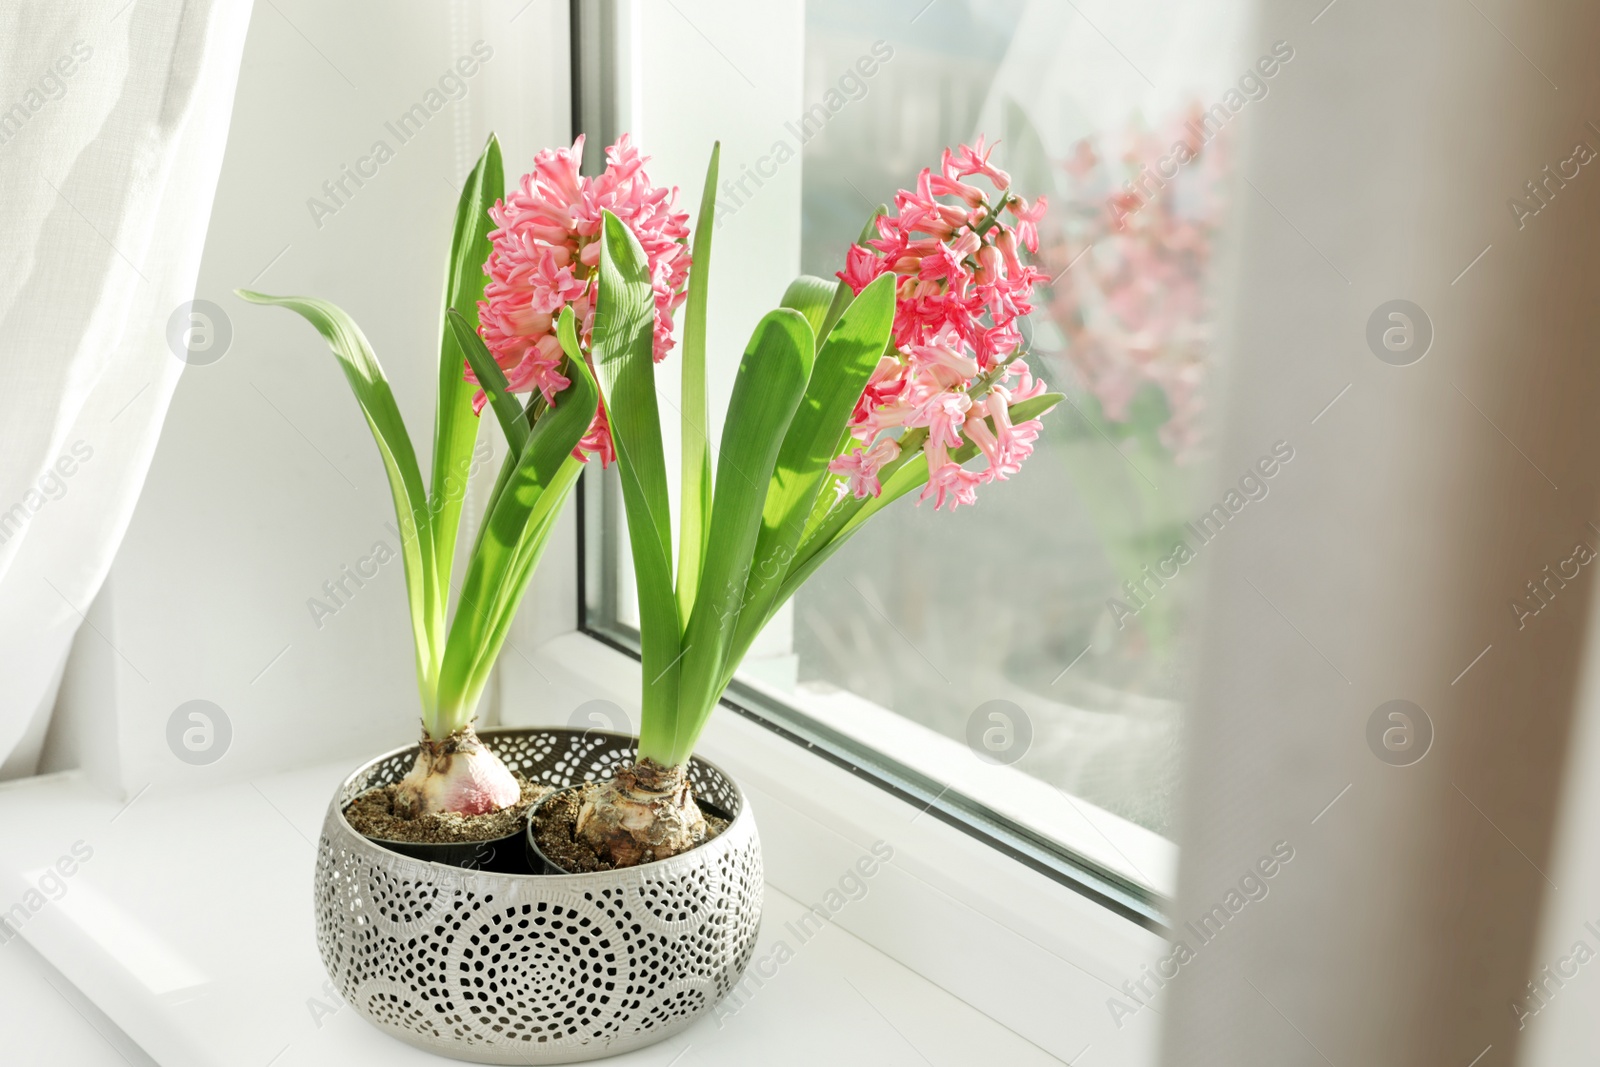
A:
[[0, 0, 252, 776], [1162, 2, 1600, 1065]]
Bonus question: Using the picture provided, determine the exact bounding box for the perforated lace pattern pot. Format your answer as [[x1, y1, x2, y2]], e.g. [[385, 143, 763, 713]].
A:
[[313, 728, 763, 1065]]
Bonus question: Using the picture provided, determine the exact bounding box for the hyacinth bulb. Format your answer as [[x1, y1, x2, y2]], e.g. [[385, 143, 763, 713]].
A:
[[574, 759, 707, 867], [391, 726, 521, 818]]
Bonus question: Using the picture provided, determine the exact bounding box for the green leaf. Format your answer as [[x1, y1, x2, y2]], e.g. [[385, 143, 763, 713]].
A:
[[731, 272, 895, 663], [437, 358, 598, 724], [234, 289, 440, 713], [677, 143, 719, 628], [474, 455, 581, 659], [815, 205, 886, 341], [672, 308, 815, 766], [779, 275, 837, 338], [999, 391, 1067, 428], [451, 304, 535, 577], [742, 445, 926, 663], [590, 209, 683, 734], [453, 458, 581, 709], [557, 304, 583, 366], [448, 307, 528, 456], [429, 136, 503, 613]]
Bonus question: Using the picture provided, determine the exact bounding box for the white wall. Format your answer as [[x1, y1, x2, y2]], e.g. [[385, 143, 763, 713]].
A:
[[43, 1, 571, 795]]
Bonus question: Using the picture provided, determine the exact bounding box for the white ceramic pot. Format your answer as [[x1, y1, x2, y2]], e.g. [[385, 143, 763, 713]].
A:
[[313, 728, 763, 1064]]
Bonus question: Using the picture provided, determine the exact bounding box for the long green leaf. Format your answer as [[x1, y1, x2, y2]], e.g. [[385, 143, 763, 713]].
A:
[[455, 456, 582, 706], [464, 312, 571, 563], [235, 289, 439, 709], [814, 205, 886, 342], [715, 434, 923, 693], [590, 210, 683, 736], [430, 136, 503, 611], [470, 452, 582, 655], [448, 307, 528, 456], [677, 142, 720, 627], [672, 308, 814, 766], [779, 275, 837, 338], [732, 273, 895, 660], [437, 358, 598, 724]]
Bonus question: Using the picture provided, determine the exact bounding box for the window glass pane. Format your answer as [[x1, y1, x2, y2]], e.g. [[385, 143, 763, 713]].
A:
[[777, 0, 1248, 842], [585, 0, 1253, 902]]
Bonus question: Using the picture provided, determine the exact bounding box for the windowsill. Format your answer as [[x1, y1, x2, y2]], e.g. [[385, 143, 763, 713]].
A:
[[732, 670, 1179, 901], [0, 935, 152, 1066], [1, 628, 1168, 1065], [0, 762, 1059, 1066]]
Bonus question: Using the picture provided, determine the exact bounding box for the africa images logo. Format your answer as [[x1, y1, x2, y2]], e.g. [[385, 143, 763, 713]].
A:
[[1106, 441, 1294, 630], [1106, 840, 1296, 1029]]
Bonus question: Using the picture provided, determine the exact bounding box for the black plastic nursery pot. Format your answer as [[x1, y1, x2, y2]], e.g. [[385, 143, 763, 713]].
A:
[[313, 727, 763, 1065], [364, 826, 535, 875]]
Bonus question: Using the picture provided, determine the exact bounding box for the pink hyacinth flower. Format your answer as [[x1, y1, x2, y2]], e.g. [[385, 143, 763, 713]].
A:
[[474, 134, 691, 463], [829, 437, 902, 500], [920, 456, 983, 511], [833, 139, 1052, 510]]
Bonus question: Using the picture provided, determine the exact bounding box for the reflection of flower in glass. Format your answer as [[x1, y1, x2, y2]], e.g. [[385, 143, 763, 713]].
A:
[[1040, 104, 1230, 461]]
